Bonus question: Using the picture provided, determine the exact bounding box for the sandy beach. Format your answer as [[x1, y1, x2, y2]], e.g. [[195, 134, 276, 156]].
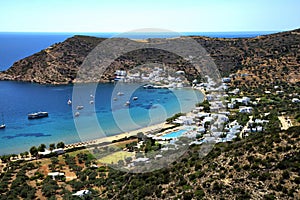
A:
[[64, 122, 173, 149]]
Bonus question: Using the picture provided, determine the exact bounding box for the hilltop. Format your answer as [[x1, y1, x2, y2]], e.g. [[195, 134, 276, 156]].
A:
[[0, 29, 299, 84]]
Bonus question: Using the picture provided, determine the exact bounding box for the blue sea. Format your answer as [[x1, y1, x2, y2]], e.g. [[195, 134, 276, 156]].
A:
[[0, 81, 203, 155], [0, 31, 273, 155]]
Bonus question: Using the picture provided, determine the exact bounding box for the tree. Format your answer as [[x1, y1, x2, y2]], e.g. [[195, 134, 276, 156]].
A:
[[29, 146, 38, 157], [137, 132, 145, 141], [38, 144, 46, 152], [24, 151, 29, 158], [50, 157, 59, 165], [49, 143, 56, 151], [57, 142, 65, 149], [125, 157, 132, 164], [20, 152, 25, 158]]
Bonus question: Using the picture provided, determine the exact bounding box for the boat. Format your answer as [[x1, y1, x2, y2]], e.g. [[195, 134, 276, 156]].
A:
[[28, 111, 49, 119], [76, 105, 84, 110], [143, 84, 155, 89], [74, 112, 80, 117], [67, 99, 72, 105], [90, 94, 94, 99], [143, 84, 167, 89], [89, 100, 94, 104], [117, 92, 124, 96], [113, 97, 118, 101], [132, 97, 138, 100], [0, 114, 5, 129], [124, 101, 130, 106]]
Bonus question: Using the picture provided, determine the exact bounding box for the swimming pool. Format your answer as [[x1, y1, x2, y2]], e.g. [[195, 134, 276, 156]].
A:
[[161, 129, 188, 138]]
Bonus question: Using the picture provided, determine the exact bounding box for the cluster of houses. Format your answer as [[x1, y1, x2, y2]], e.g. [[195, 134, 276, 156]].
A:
[[132, 75, 272, 154], [127, 75, 248, 159], [114, 67, 188, 88]]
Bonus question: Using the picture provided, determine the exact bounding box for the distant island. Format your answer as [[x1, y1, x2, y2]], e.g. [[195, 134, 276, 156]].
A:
[[0, 29, 299, 85]]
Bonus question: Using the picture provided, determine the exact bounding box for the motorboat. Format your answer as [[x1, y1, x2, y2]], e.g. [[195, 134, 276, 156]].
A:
[[76, 105, 84, 110], [28, 112, 49, 119], [0, 114, 5, 129], [143, 84, 154, 89], [74, 112, 80, 117]]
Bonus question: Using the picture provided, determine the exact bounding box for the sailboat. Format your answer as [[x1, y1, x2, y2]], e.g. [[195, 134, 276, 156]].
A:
[[0, 114, 5, 129]]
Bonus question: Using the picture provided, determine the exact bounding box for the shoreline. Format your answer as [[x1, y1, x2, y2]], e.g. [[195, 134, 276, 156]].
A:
[[1, 86, 205, 157], [65, 87, 205, 149], [64, 122, 172, 149]]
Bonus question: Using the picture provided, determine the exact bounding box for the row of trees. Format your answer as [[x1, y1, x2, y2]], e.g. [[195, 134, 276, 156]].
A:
[[29, 141, 65, 157], [1, 141, 66, 163]]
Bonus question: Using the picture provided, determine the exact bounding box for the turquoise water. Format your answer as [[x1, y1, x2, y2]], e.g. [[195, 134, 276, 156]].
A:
[[161, 129, 188, 138], [0, 81, 203, 155]]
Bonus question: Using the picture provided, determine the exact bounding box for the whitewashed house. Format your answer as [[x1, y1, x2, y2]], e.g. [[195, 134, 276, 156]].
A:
[[48, 172, 64, 180], [239, 107, 253, 113], [72, 190, 91, 197]]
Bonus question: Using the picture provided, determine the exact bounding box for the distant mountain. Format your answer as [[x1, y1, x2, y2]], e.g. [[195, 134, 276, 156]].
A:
[[0, 29, 299, 84]]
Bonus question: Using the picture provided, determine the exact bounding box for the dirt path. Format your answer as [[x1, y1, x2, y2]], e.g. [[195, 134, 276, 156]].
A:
[[278, 116, 292, 130], [239, 116, 253, 138]]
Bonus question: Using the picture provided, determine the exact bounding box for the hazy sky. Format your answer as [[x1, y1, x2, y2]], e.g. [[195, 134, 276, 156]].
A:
[[0, 0, 299, 32]]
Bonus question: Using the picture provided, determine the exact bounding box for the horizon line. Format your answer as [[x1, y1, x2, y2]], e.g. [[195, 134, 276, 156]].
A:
[[0, 30, 282, 34]]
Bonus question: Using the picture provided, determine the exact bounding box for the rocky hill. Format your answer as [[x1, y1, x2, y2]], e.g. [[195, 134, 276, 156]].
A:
[[0, 29, 299, 84], [99, 126, 300, 199]]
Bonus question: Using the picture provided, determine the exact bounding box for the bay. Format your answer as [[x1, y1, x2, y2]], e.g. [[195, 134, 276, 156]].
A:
[[0, 81, 203, 155]]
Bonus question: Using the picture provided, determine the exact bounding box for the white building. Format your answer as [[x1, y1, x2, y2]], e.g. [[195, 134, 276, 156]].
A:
[[222, 77, 231, 83], [227, 102, 236, 109], [72, 190, 91, 197], [48, 172, 64, 180], [231, 97, 251, 105], [52, 148, 65, 155], [239, 107, 253, 113]]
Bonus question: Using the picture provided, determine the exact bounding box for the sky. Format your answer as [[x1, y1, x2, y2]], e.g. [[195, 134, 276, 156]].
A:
[[0, 0, 299, 32]]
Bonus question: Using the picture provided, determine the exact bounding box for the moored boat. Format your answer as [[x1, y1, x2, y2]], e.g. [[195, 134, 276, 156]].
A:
[[28, 111, 49, 119], [0, 114, 5, 129], [76, 105, 84, 110], [124, 101, 130, 106], [143, 84, 155, 89], [74, 112, 80, 117]]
